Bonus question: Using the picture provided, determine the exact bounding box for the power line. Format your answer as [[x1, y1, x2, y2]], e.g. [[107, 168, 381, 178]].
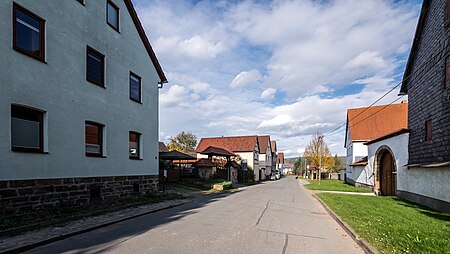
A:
[[324, 95, 406, 137], [322, 73, 411, 137]]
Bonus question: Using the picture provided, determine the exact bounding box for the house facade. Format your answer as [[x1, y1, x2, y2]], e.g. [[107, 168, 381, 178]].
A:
[[257, 135, 272, 180], [270, 140, 277, 174], [0, 0, 166, 214], [398, 0, 450, 212], [344, 103, 408, 188], [276, 152, 284, 174], [196, 136, 261, 181]]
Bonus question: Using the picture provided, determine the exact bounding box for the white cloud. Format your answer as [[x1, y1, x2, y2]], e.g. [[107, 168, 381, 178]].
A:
[[229, 69, 262, 88], [179, 36, 225, 59], [261, 88, 276, 100], [137, 0, 420, 157]]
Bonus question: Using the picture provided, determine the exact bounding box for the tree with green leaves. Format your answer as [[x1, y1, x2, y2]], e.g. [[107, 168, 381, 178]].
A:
[[294, 157, 304, 175], [168, 131, 197, 153], [332, 154, 346, 173]]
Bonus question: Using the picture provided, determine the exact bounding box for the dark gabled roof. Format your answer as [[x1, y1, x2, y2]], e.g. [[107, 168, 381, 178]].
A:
[[124, 0, 167, 83], [199, 146, 236, 157], [399, 0, 430, 95], [193, 158, 215, 167], [159, 142, 169, 152], [159, 150, 196, 160]]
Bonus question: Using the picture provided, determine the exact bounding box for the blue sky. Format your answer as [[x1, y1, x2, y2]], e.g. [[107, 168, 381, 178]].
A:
[[134, 0, 421, 157]]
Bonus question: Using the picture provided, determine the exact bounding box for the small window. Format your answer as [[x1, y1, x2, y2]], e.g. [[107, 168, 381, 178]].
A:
[[445, 55, 450, 89], [446, 0, 450, 27], [11, 105, 44, 152], [107, 0, 119, 31], [129, 132, 140, 159], [13, 4, 45, 61], [76, 0, 85, 5], [86, 46, 105, 87], [130, 72, 141, 103], [85, 122, 103, 156], [425, 119, 432, 141]]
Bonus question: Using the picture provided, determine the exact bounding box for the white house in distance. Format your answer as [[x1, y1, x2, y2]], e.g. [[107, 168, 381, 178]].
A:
[[196, 136, 261, 181], [345, 103, 408, 188], [257, 135, 272, 180], [0, 0, 166, 215]]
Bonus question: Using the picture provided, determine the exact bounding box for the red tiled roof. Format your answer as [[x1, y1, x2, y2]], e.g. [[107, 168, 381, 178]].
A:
[[277, 153, 284, 164], [351, 156, 368, 166], [159, 142, 169, 152], [345, 103, 408, 146], [257, 136, 270, 154], [271, 141, 277, 153], [364, 128, 410, 146], [193, 158, 215, 167], [196, 136, 258, 152], [199, 146, 236, 157]]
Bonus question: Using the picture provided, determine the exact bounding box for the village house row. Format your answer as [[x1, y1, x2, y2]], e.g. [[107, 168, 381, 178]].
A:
[[344, 0, 450, 213], [0, 0, 167, 214]]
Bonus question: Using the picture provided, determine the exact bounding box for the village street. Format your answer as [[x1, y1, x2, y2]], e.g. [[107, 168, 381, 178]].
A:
[[26, 177, 362, 254]]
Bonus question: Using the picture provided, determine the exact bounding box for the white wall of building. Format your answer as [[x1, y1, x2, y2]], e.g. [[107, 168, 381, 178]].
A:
[[0, 0, 160, 180]]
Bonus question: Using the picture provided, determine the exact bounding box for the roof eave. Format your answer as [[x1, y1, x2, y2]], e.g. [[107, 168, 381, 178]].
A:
[[400, 0, 430, 95], [123, 0, 167, 83]]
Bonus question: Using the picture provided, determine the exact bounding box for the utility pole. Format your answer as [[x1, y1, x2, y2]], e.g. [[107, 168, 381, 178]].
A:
[[318, 135, 323, 185]]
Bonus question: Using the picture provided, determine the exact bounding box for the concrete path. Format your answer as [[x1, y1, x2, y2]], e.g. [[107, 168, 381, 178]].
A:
[[26, 177, 363, 254]]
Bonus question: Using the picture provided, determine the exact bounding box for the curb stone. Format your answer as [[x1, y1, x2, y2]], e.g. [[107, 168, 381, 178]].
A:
[[0, 200, 191, 254], [313, 195, 379, 254]]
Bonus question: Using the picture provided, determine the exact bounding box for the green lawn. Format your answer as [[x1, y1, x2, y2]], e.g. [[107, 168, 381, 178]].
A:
[[303, 179, 372, 193], [317, 193, 450, 253]]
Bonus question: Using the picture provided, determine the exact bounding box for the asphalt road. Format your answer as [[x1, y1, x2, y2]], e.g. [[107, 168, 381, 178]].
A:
[[26, 176, 363, 254]]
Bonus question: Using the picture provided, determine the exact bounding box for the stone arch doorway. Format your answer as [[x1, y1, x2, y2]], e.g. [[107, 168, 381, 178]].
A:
[[378, 149, 396, 196]]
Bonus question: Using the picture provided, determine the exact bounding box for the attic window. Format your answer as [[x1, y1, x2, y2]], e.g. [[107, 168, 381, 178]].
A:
[[107, 0, 119, 32], [446, 0, 450, 27]]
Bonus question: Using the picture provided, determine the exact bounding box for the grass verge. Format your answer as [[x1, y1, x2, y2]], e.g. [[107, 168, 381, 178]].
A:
[[317, 193, 450, 253], [304, 179, 371, 193]]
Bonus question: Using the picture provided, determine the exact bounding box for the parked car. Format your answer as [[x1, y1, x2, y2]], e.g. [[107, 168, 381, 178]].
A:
[[275, 171, 281, 180], [269, 174, 276, 180]]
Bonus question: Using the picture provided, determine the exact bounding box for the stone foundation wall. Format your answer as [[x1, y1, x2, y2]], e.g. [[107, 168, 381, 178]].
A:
[[0, 175, 159, 217]]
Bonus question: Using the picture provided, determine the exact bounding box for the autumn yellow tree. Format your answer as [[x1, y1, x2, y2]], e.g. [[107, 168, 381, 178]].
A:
[[303, 132, 334, 173], [168, 131, 197, 153]]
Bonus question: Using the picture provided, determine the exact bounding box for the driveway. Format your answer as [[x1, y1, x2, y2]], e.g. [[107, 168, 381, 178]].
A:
[[27, 176, 363, 254]]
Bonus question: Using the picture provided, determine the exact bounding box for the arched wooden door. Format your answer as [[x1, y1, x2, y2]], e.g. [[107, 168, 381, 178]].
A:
[[380, 151, 396, 196]]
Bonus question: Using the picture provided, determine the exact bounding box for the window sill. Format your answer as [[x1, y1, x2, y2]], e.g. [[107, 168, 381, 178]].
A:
[[86, 79, 106, 89], [107, 23, 121, 33], [86, 153, 106, 158], [130, 98, 142, 104], [129, 157, 143, 160], [12, 147, 46, 154], [13, 47, 46, 63]]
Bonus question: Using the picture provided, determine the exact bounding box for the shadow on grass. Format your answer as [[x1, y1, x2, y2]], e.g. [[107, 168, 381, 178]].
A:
[[393, 197, 450, 223]]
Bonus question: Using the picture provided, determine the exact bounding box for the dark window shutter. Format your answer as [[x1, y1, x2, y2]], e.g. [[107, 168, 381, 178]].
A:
[[425, 120, 432, 141], [446, 56, 450, 88]]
